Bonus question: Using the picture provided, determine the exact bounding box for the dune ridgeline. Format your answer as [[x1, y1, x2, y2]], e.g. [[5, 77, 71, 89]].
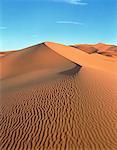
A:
[[0, 42, 117, 150]]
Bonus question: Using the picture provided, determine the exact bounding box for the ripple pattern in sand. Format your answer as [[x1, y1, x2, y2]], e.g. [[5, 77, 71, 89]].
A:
[[0, 68, 117, 150]]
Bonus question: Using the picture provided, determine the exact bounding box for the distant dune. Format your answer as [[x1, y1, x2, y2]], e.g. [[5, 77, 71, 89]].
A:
[[72, 43, 117, 57], [0, 42, 117, 150], [0, 51, 16, 57], [71, 44, 98, 54]]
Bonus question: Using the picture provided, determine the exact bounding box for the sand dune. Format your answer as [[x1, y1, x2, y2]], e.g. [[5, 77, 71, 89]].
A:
[[0, 52, 6, 57], [94, 43, 113, 52], [0, 51, 16, 57], [0, 42, 117, 150], [0, 43, 76, 80], [71, 44, 98, 54], [72, 43, 117, 57], [46, 42, 117, 74]]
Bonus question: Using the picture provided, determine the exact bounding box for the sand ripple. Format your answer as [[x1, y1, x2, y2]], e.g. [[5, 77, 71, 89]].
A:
[[1, 67, 117, 150]]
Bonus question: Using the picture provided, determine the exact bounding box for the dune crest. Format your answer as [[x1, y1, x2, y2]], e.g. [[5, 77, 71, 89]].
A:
[[0, 41, 117, 150], [45, 42, 117, 74], [0, 43, 78, 80]]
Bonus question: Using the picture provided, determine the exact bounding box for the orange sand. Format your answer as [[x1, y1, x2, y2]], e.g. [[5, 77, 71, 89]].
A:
[[72, 43, 117, 57], [0, 42, 117, 150]]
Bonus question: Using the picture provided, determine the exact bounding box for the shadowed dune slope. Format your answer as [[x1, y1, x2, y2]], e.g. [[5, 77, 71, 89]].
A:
[[0, 43, 77, 80], [0, 52, 6, 57], [0, 51, 16, 57]]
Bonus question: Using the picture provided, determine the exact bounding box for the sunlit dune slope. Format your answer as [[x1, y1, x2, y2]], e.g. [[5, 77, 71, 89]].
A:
[[72, 43, 117, 57], [94, 43, 117, 57], [94, 43, 113, 51], [45, 42, 117, 74], [71, 44, 98, 54]]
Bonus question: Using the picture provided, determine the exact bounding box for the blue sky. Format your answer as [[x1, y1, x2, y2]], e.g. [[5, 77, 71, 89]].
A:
[[0, 0, 117, 51]]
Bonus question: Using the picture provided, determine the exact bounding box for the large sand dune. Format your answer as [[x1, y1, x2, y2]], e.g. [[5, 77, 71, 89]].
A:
[[0, 42, 117, 150], [0, 43, 76, 80], [46, 42, 117, 74]]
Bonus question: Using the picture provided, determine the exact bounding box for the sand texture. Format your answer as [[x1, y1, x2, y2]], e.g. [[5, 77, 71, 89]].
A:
[[0, 42, 117, 150], [72, 43, 117, 57]]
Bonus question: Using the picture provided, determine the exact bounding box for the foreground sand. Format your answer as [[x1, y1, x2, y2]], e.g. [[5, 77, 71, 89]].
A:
[[0, 42, 117, 150]]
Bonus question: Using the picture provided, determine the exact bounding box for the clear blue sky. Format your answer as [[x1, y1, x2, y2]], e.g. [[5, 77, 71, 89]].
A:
[[0, 0, 117, 51]]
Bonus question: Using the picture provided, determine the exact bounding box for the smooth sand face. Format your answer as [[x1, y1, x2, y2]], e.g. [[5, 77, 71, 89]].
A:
[[0, 43, 76, 80], [45, 42, 117, 74], [0, 42, 117, 150]]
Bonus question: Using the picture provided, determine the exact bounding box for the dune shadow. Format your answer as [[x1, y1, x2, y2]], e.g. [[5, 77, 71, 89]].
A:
[[60, 64, 81, 76]]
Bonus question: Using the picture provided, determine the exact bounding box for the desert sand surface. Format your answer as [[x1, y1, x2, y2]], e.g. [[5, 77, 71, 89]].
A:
[[72, 43, 117, 57], [46, 42, 117, 74], [71, 44, 98, 54], [0, 42, 117, 150]]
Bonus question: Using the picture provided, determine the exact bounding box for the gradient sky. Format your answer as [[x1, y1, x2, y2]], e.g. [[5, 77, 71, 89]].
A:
[[0, 0, 117, 51]]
